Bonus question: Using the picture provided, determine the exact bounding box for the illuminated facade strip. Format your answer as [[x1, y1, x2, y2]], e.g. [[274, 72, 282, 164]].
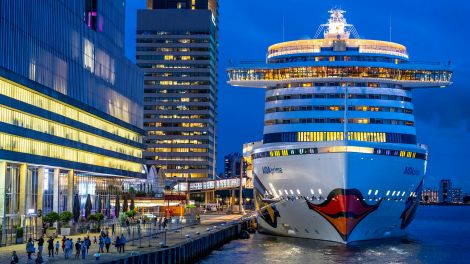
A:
[[0, 78, 142, 143], [264, 131, 416, 144], [0, 132, 142, 173], [267, 39, 408, 59], [253, 146, 425, 160], [227, 66, 451, 83], [0, 105, 142, 158]]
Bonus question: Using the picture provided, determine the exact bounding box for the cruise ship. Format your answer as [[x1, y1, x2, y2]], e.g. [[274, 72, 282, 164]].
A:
[[227, 9, 452, 243]]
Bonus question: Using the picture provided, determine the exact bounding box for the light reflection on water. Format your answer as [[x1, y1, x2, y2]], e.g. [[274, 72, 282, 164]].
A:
[[198, 206, 470, 264]]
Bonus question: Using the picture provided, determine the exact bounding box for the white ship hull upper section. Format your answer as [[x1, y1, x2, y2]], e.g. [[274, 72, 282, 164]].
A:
[[253, 140, 425, 243]]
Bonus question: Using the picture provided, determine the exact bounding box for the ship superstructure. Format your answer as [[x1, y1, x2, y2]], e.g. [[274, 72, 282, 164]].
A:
[[227, 9, 452, 243]]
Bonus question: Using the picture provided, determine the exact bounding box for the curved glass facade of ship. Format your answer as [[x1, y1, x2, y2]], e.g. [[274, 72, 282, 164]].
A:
[[227, 9, 452, 243]]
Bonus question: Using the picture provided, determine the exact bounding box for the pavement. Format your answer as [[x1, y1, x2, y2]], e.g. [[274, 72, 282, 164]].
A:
[[0, 214, 243, 264]]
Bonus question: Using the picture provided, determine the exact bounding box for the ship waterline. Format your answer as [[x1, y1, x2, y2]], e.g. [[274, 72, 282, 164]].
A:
[[227, 8, 451, 243]]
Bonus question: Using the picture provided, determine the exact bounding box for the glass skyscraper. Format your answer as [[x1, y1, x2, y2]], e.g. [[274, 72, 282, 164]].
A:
[[137, 0, 218, 179], [0, 0, 144, 242]]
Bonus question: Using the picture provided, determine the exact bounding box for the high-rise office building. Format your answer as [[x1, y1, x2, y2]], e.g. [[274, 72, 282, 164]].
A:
[[0, 0, 144, 242], [137, 0, 218, 179], [439, 179, 452, 203], [224, 153, 243, 178]]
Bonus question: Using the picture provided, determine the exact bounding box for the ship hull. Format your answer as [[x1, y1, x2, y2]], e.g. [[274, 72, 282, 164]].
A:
[[253, 141, 425, 244]]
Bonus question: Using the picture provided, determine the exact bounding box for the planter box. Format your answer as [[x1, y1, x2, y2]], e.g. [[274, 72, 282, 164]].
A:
[[16, 237, 23, 244], [46, 228, 57, 238], [60, 227, 71, 236]]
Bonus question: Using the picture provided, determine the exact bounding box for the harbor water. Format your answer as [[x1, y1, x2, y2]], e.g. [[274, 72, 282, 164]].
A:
[[198, 206, 470, 263]]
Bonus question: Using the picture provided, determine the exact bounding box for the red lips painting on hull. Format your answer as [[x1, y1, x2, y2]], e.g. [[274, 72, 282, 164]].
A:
[[306, 189, 382, 241]]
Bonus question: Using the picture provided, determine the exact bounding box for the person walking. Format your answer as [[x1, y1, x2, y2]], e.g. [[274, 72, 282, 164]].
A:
[[98, 235, 104, 253], [115, 236, 121, 253], [26, 238, 35, 260], [85, 236, 91, 253], [61, 236, 66, 253], [120, 234, 127, 253], [111, 223, 115, 236], [81, 240, 87, 259], [10, 251, 19, 264], [105, 235, 111, 253], [47, 236, 54, 257], [55, 241, 60, 255], [74, 238, 81, 259], [65, 238, 73, 259], [64, 238, 71, 259], [36, 235, 44, 256]]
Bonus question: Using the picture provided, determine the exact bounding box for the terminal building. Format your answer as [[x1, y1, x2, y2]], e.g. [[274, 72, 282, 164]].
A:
[[0, 0, 145, 241]]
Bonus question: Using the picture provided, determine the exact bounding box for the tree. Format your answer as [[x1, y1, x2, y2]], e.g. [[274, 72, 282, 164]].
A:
[[59, 211, 73, 224], [43, 212, 60, 226], [105, 194, 111, 218], [123, 194, 128, 212], [130, 195, 135, 211], [85, 194, 92, 219], [96, 194, 102, 214], [73, 194, 80, 223], [115, 195, 120, 218]]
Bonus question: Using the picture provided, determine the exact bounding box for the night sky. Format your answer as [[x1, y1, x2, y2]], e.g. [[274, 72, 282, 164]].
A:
[[125, 0, 470, 190]]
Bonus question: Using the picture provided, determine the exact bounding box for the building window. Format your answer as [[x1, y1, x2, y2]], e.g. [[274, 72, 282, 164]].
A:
[[85, 0, 98, 31]]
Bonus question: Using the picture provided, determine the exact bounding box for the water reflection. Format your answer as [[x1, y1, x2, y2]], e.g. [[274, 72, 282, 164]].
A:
[[199, 206, 470, 264]]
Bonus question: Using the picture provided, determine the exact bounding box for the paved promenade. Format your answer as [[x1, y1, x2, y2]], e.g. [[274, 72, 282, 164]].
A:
[[0, 214, 242, 264]]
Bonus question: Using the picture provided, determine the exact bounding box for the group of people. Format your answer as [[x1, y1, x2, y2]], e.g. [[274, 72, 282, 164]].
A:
[[14, 227, 130, 263]]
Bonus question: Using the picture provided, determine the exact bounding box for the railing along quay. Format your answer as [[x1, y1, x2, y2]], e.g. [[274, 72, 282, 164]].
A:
[[98, 218, 252, 264]]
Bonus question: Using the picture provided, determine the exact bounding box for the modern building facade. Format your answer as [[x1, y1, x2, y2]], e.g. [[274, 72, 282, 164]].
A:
[[137, 0, 218, 179], [242, 141, 262, 189], [439, 179, 452, 203], [421, 188, 439, 203], [223, 153, 243, 178], [0, 0, 145, 243]]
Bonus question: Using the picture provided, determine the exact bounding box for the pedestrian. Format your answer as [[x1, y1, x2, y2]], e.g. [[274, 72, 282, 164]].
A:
[[55, 241, 60, 255], [105, 235, 111, 253], [93, 235, 97, 244], [26, 238, 35, 260], [115, 236, 121, 253], [74, 238, 81, 259], [98, 235, 104, 253], [84, 236, 91, 253], [61, 236, 66, 253], [120, 233, 126, 253], [47, 236, 54, 257], [35, 235, 44, 256], [10, 251, 19, 264], [65, 238, 73, 259], [81, 240, 87, 259], [111, 223, 115, 235]]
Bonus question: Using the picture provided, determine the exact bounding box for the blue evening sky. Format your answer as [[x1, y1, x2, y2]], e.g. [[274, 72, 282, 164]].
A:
[[125, 0, 470, 191]]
